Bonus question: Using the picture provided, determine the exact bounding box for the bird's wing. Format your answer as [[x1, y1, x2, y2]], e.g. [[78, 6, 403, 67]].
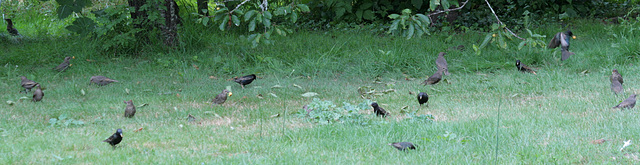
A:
[[559, 33, 570, 49], [547, 33, 561, 48]]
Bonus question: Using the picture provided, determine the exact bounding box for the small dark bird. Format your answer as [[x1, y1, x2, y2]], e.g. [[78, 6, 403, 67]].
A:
[[515, 60, 537, 75], [5, 19, 19, 36], [417, 92, 429, 106], [53, 56, 74, 72], [436, 52, 450, 76], [32, 84, 43, 102], [610, 69, 624, 94], [613, 94, 637, 109], [103, 129, 123, 149], [233, 74, 256, 88], [610, 69, 624, 84], [548, 30, 575, 61], [20, 76, 38, 93], [389, 142, 416, 151], [90, 76, 119, 86], [370, 102, 389, 117], [611, 81, 623, 94], [187, 114, 196, 122], [212, 89, 232, 104], [422, 70, 443, 85], [123, 100, 136, 118]]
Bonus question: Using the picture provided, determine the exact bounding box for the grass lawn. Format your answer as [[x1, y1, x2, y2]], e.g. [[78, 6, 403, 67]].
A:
[[1, 19, 640, 164]]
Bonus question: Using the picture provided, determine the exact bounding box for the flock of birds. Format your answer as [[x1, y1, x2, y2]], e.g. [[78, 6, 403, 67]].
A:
[[8, 18, 636, 151]]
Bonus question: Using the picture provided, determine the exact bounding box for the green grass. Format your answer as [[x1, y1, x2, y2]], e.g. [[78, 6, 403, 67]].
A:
[[2, 17, 640, 164]]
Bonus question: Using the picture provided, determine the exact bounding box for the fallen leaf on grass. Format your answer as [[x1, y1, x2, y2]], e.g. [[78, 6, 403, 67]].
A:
[[301, 92, 318, 97], [269, 93, 278, 97], [270, 114, 280, 118], [293, 84, 303, 89], [591, 139, 608, 144], [6, 100, 15, 105], [137, 103, 149, 108], [133, 127, 144, 132], [271, 85, 283, 89]]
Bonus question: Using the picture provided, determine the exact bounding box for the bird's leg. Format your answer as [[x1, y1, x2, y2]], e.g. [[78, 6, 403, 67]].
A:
[[241, 85, 245, 89]]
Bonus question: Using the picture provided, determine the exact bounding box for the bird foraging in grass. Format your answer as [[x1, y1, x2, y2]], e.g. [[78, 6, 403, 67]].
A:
[[613, 94, 636, 109], [32, 84, 43, 102], [90, 76, 119, 86], [389, 142, 416, 151], [123, 100, 136, 118], [370, 102, 389, 117], [53, 56, 74, 72], [548, 30, 575, 61], [610, 69, 624, 94], [515, 60, 537, 75], [422, 70, 443, 85], [20, 76, 38, 93], [103, 129, 123, 149], [436, 52, 450, 76], [212, 89, 232, 105], [233, 74, 256, 88], [5, 19, 20, 36], [417, 92, 429, 106]]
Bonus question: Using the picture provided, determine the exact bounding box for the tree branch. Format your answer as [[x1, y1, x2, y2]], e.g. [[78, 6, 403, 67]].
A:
[[484, 0, 525, 41], [230, 0, 250, 14], [427, 0, 470, 17]]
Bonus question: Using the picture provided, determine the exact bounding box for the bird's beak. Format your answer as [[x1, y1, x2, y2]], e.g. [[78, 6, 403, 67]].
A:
[[572, 36, 576, 39], [228, 92, 233, 96], [120, 133, 123, 137], [72, 56, 76, 59], [69, 64, 73, 66]]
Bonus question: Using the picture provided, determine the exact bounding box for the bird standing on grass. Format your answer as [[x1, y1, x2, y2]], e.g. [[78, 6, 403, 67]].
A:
[[422, 70, 443, 85], [436, 52, 450, 76], [124, 100, 136, 118], [417, 92, 429, 106], [370, 102, 389, 117], [212, 89, 232, 105], [613, 94, 636, 109], [54, 56, 74, 72], [515, 60, 537, 75], [548, 30, 575, 61], [5, 19, 20, 36], [90, 76, 119, 86], [32, 84, 43, 102], [389, 142, 416, 151], [233, 74, 256, 88], [610, 69, 624, 94], [103, 129, 123, 149], [20, 76, 38, 93]]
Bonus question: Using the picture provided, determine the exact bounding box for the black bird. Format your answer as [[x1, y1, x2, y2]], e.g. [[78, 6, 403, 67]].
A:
[[613, 94, 637, 109], [436, 52, 450, 75], [389, 142, 416, 151], [123, 100, 136, 118], [32, 84, 43, 102], [233, 74, 256, 88], [422, 70, 443, 85], [20, 76, 38, 93], [548, 30, 575, 61], [5, 19, 19, 36], [187, 114, 196, 122], [54, 56, 74, 72], [212, 89, 232, 105], [370, 102, 389, 117], [515, 60, 537, 75], [103, 129, 123, 149], [90, 76, 119, 86], [417, 92, 429, 106]]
